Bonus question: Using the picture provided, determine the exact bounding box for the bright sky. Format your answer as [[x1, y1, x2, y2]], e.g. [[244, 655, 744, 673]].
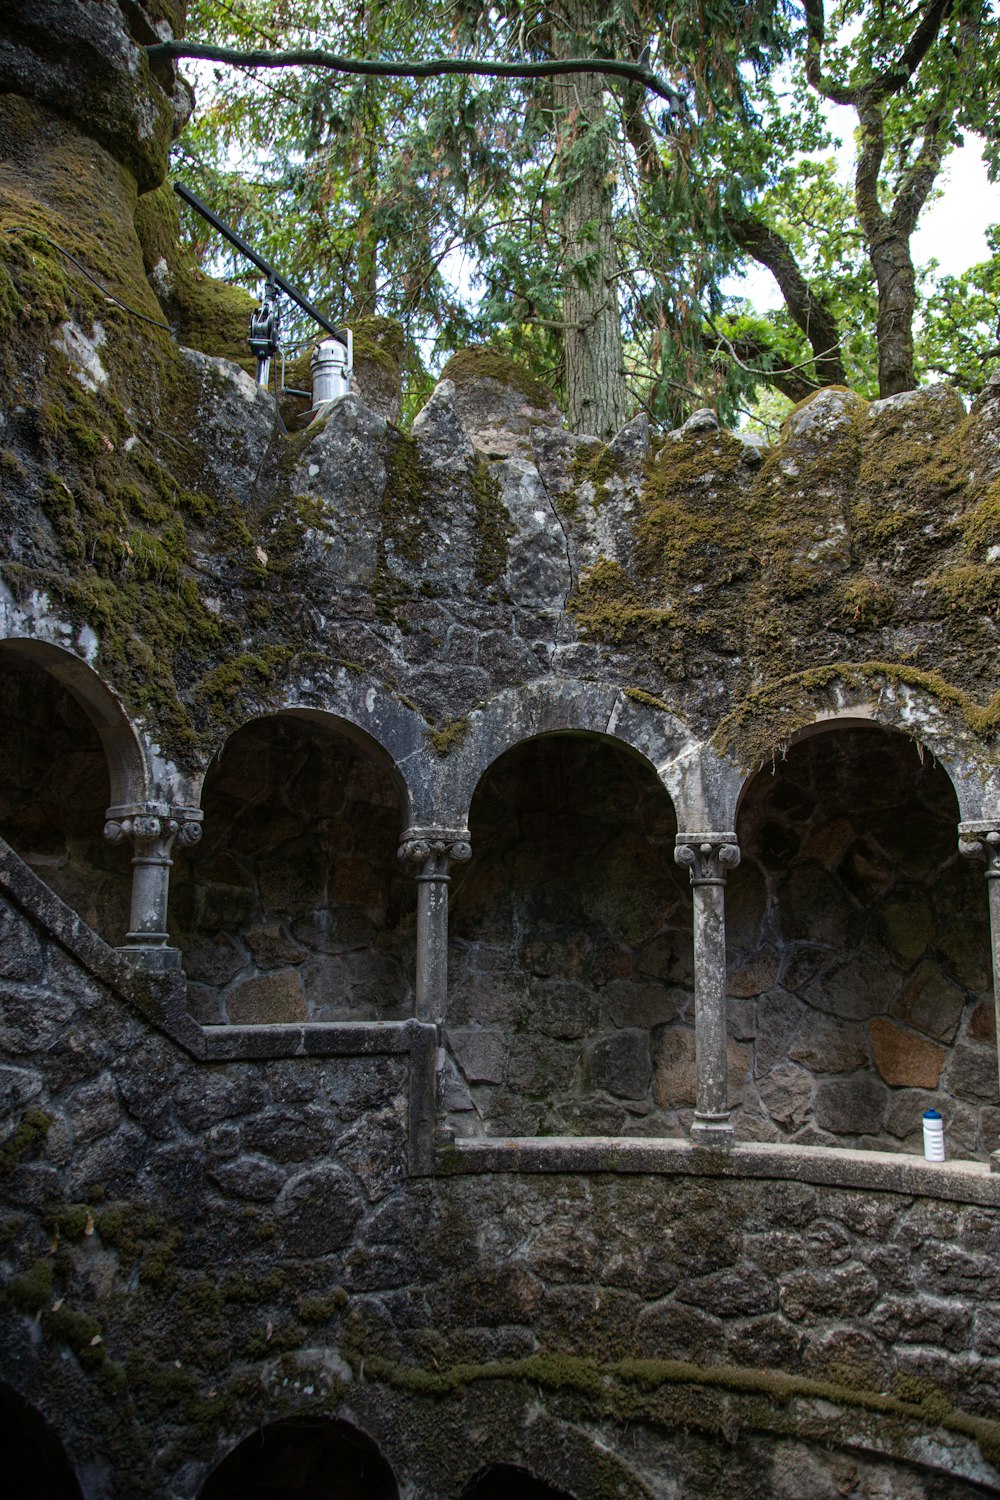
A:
[[726, 129, 999, 311]]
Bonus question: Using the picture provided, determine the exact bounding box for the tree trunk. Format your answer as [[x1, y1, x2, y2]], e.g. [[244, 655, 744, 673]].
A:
[[552, 0, 629, 438], [870, 228, 918, 397]]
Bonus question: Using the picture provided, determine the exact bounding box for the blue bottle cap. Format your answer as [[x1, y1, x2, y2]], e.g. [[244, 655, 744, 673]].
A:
[[923, 1109, 943, 1120]]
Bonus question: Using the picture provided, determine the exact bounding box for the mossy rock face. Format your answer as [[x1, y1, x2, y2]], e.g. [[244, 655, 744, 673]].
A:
[[0, 99, 324, 767], [440, 346, 558, 412], [566, 383, 1000, 762], [437, 346, 562, 458], [134, 182, 258, 374], [0, 3, 177, 192], [348, 314, 404, 424]]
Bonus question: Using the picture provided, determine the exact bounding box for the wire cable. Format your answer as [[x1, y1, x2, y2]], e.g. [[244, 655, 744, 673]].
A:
[[3, 226, 172, 330]]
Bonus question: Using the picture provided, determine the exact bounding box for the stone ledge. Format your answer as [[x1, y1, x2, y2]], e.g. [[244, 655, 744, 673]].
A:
[[441, 1135, 1000, 1204], [200, 1017, 431, 1060]]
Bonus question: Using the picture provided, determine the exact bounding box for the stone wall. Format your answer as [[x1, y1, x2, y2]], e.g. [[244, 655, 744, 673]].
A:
[[171, 716, 415, 1025], [726, 726, 996, 1153], [1, 863, 999, 1498], [446, 734, 694, 1137]]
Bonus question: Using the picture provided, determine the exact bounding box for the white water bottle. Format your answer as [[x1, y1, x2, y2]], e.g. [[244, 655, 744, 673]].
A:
[[922, 1109, 945, 1161]]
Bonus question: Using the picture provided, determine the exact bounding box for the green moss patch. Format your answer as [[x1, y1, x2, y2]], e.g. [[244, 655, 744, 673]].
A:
[[427, 717, 469, 756], [0, 1109, 51, 1177], [440, 345, 557, 410]]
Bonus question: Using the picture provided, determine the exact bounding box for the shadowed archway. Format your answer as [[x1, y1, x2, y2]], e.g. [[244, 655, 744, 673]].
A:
[[730, 722, 994, 1154], [199, 1415, 398, 1500], [447, 731, 693, 1137], [0, 642, 135, 941], [461, 1463, 578, 1499], [0, 1382, 83, 1500], [173, 712, 414, 1024]]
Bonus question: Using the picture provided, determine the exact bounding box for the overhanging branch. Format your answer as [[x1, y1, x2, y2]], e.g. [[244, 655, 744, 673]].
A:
[[146, 40, 687, 111]]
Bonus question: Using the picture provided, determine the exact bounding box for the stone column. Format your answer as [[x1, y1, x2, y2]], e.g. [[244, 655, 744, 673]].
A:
[[675, 832, 741, 1147], [958, 820, 1000, 1172], [104, 803, 202, 970], [398, 827, 471, 1025]]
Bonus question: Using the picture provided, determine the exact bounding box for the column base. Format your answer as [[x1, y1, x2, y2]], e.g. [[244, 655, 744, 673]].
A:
[[116, 943, 183, 973], [991, 1149, 1000, 1175], [690, 1114, 735, 1149]]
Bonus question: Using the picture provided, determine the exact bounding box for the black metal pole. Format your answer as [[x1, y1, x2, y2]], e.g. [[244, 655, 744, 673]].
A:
[[173, 181, 348, 349]]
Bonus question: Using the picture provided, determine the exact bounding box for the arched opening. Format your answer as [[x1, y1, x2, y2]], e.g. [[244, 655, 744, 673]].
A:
[[199, 1415, 398, 1499], [0, 1381, 83, 1500], [0, 644, 133, 941], [172, 713, 414, 1024], [731, 724, 994, 1154], [448, 732, 692, 1136], [461, 1463, 578, 1499]]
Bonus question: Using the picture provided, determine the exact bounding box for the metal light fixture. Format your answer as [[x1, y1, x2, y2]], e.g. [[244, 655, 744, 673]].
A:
[[173, 182, 353, 403]]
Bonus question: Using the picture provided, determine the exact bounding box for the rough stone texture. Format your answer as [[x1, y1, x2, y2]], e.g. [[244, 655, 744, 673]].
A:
[[1, 26, 1000, 1494], [870, 1016, 947, 1088], [728, 728, 993, 1154], [447, 736, 693, 1136], [3, 890, 999, 1499]]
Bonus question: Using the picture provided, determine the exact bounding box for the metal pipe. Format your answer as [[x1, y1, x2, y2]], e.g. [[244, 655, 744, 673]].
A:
[[173, 181, 349, 351]]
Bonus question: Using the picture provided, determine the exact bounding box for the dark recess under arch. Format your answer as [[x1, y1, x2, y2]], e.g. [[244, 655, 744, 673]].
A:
[[199, 1414, 398, 1500]]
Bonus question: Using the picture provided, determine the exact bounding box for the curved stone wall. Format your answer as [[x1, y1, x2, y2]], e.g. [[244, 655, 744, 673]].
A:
[[1, 22, 999, 1493], [0, 864, 998, 1497]]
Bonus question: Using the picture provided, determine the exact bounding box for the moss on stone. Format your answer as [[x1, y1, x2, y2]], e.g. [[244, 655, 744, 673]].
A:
[[470, 455, 512, 587], [347, 1346, 1000, 1468], [440, 346, 556, 410], [623, 687, 674, 713], [570, 440, 625, 509], [0, 1109, 51, 1177], [134, 182, 257, 373], [349, 314, 405, 377], [714, 661, 1000, 767], [4, 1257, 54, 1312], [428, 717, 470, 756]]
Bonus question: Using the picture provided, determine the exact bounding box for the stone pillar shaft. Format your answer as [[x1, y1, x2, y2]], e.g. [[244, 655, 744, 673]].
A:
[[104, 804, 202, 971], [675, 832, 741, 1148], [398, 827, 471, 1025], [958, 821, 1000, 1171]]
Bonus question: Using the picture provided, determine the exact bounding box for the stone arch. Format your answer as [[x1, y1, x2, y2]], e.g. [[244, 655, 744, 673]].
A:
[[0, 636, 147, 806], [0, 1380, 83, 1500], [172, 709, 415, 1024], [727, 688, 994, 830], [0, 637, 142, 940], [460, 1463, 578, 1499], [432, 677, 700, 830], [198, 1414, 398, 1500], [261, 673, 430, 827], [729, 717, 995, 1155], [445, 727, 695, 1136]]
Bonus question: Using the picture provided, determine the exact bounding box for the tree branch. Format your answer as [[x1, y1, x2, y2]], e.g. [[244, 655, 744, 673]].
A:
[[885, 0, 954, 94], [146, 40, 687, 110], [890, 111, 947, 239], [854, 87, 888, 243], [705, 329, 816, 403], [802, 0, 853, 106], [723, 209, 847, 387]]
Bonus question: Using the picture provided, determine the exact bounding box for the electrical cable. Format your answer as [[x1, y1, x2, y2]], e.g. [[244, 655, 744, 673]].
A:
[[3, 226, 173, 330]]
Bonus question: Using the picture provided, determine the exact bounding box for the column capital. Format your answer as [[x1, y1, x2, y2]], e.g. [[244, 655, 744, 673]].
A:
[[675, 832, 741, 886], [104, 803, 203, 852], [398, 826, 472, 872], [958, 821, 1000, 878]]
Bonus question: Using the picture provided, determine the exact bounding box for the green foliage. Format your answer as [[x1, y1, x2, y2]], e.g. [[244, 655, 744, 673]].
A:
[[174, 0, 999, 428]]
